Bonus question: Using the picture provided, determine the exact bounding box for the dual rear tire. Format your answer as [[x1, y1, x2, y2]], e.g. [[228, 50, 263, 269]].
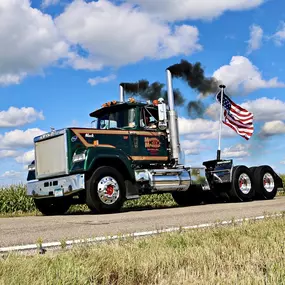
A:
[[228, 165, 277, 202]]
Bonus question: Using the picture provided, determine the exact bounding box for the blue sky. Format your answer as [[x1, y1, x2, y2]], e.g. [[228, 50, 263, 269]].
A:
[[1, 0, 285, 185]]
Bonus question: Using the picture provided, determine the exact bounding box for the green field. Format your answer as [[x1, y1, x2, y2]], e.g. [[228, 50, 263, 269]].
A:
[[0, 184, 178, 216], [1, 216, 284, 284], [1, 175, 285, 216]]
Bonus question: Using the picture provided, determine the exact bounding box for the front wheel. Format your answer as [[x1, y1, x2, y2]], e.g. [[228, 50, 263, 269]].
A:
[[228, 165, 255, 202], [86, 166, 126, 214], [34, 197, 72, 215]]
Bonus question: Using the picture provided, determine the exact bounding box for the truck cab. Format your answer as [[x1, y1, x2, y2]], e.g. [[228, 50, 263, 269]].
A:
[[26, 97, 193, 215]]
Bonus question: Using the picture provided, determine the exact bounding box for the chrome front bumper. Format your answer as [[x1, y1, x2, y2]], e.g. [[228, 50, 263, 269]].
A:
[[26, 174, 85, 198]]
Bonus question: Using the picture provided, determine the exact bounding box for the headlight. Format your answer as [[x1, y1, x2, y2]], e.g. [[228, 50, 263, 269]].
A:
[[72, 152, 86, 163]]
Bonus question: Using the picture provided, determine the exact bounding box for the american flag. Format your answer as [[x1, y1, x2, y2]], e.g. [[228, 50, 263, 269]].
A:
[[216, 91, 254, 140]]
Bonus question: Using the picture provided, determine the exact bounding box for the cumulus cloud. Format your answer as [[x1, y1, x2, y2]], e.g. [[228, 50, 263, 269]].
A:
[[55, 0, 202, 70], [41, 0, 60, 8], [0, 0, 69, 86], [0, 128, 46, 149], [0, 150, 19, 159], [178, 117, 236, 139], [213, 56, 285, 95], [180, 140, 201, 155], [259, 120, 285, 137], [222, 144, 250, 158], [246, 24, 263, 54], [15, 150, 35, 164], [125, 0, 264, 21], [88, 74, 116, 86], [0, 107, 44, 128], [1, 170, 23, 178], [206, 97, 285, 122], [272, 21, 285, 46]]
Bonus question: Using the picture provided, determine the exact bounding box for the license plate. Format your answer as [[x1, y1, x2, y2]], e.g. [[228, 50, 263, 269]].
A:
[[54, 188, 64, 197]]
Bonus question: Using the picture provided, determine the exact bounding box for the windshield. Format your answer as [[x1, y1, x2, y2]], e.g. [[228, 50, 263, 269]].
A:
[[97, 107, 136, 129]]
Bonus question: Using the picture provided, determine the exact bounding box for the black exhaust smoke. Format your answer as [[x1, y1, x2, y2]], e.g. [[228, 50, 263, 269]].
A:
[[167, 60, 220, 95], [121, 59, 220, 117], [121, 80, 186, 107]]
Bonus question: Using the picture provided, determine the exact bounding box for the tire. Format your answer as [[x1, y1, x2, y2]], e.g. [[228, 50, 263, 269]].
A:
[[172, 186, 203, 206], [228, 165, 255, 202], [251, 165, 278, 200], [34, 197, 71, 216], [86, 166, 126, 214]]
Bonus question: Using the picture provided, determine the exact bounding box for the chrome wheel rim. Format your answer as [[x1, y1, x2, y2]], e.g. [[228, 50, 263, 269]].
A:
[[238, 173, 251, 195], [97, 176, 120, 205], [263, 173, 275, 193]]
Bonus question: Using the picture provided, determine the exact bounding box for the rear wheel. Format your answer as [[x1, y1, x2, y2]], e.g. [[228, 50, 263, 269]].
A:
[[251, 165, 278, 200], [228, 165, 255, 202], [86, 166, 126, 214], [34, 197, 71, 215]]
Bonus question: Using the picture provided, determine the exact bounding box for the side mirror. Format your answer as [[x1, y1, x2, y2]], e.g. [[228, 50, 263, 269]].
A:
[[157, 98, 167, 130]]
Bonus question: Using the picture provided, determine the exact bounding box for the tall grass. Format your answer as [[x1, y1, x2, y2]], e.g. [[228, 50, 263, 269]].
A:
[[0, 184, 176, 216], [1, 216, 285, 284], [1, 177, 284, 216]]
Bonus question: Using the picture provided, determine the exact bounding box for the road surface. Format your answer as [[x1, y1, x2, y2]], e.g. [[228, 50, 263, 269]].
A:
[[1, 196, 285, 248]]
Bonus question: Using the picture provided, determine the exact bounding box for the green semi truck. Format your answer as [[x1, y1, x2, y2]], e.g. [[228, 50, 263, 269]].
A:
[[26, 69, 283, 215]]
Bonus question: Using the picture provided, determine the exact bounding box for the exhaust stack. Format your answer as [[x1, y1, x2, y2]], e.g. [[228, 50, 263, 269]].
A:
[[119, 84, 124, 102], [166, 69, 181, 164]]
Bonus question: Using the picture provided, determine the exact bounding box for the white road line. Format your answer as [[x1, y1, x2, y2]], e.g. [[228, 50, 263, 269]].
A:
[[0, 213, 283, 254]]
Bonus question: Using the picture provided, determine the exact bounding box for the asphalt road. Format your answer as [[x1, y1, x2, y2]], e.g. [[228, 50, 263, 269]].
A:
[[1, 196, 285, 248]]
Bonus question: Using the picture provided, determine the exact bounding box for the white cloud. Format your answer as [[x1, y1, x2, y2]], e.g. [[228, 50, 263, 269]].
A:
[[272, 21, 285, 46], [0, 128, 46, 149], [213, 56, 285, 95], [55, 0, 202, 70], [260, 120, 285, 137], [0, 0, 69, 86], [222, 144, 250, 158], [15, 150, 35, 164], [88, 74, 116, 86], [180, 140, 201, 155], [125, 0, 264, 21], [1, 170, 22, 178], [0, 107, 44, 128], [206, 97, 285, 122], [41, 0, 60, 8], [178, 117, 236, 139], [0, 150, 19, 159], [246, 24, 263, 54]]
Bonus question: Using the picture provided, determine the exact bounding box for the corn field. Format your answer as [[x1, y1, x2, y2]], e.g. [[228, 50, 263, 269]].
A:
[[1, 174, 285, 216]]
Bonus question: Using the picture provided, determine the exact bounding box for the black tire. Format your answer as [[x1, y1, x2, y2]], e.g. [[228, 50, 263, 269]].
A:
[[228, 165, 255, 202], [86, 166, 126, 214], [34, 197, 71, 215], [172, 186, 203, 206], [251, 165, 278, 200]]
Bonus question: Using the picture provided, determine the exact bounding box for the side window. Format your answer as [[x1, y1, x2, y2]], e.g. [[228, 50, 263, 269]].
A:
[[140, 107, 157, 129]]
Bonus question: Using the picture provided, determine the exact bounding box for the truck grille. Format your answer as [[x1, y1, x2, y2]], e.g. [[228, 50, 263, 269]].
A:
[[35, 132, 68, 179]]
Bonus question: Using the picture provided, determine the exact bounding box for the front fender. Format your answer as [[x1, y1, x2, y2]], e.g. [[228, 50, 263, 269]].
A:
[[83, 147, 134, 180]]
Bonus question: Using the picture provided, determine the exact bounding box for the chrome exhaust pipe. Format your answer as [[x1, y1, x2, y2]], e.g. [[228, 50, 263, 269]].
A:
[[166, 69, 181, 164], [119, 84, 124, 102]]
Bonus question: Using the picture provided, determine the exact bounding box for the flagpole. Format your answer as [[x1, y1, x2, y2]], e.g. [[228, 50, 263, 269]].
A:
[[217, 84, 226, 161]]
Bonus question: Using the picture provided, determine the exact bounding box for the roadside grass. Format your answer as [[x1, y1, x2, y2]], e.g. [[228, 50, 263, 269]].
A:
[[1, 216, 285, 284], [1, 181, 284, 217]]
